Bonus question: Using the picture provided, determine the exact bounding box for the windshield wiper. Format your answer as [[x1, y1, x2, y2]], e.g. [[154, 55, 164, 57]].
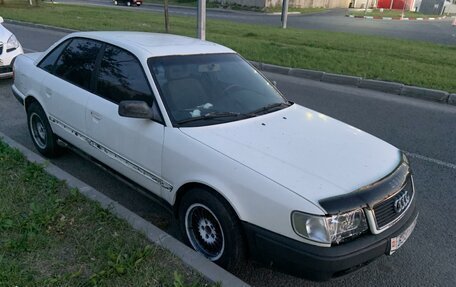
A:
[[247, 101, 291, 117], [177, 111, 243, 125]]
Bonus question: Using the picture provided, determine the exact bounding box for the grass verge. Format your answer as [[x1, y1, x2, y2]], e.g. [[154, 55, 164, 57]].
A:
[[143, 0, 327, 14], [0, 139, 210, 286], [1, 2, 455, 92]]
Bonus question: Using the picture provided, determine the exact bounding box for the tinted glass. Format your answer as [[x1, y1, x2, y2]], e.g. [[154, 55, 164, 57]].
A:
[[96, 45, 153, 105], [148, 54, 287, 126], [54, 38, 102, 90], [38, 39, 71, 73]]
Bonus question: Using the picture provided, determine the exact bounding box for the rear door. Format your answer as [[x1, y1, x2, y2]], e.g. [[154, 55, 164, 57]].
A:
[[40, 38, 102, 150], [85, 44, 166, 196]]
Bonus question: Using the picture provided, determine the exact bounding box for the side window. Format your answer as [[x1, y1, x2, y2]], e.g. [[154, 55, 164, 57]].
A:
[[54, 38, 102, 90], [38, 39, 71, 73], [95, 45, 153, 106]]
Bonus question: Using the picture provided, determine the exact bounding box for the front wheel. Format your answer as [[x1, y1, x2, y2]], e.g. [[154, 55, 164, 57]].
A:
[[27, 102, 62, 157], [179, 189, 245, 270]]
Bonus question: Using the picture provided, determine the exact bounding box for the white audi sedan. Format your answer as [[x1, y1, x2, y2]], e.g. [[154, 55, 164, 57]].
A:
[[12, 32, 417, 280], [0, 17, 23, 78]]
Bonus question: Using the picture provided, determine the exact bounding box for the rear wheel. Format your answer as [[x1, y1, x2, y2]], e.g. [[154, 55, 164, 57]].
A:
[[26, 102, 62, 157], [179, 188, 245, 270]]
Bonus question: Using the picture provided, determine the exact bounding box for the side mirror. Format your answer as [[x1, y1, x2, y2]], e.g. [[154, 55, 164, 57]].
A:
[[118, 100, 162, 123], [0, 17, 4, 24]]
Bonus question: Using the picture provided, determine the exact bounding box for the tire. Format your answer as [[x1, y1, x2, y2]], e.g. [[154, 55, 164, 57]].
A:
[[26, 102, 62, 157], [179, 188, 245, 270]]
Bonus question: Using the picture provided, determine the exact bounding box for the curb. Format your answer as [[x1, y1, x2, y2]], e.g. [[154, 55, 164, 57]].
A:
[[251, 62, 454, 105], [400, 86, 449, 102], [262, 63, 291, 75], [321, 73, 361, 86], [5, 19, 77, 34], [346, 14, 446, 20], [0, 132, 250, 287], [447, 94, 456, 106], [359, 79, 404, 95], [289, 68, 324, 81], [266, 11, 301, 15]]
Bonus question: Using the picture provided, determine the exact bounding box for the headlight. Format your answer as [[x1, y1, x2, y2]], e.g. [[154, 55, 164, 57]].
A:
[[292, 209, 368, 244], [402, 152, 409, 164], [6, 34, 20, 52]]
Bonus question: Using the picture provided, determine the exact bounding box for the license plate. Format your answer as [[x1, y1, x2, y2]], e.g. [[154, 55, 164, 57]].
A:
[[389, 215, 418, 255]]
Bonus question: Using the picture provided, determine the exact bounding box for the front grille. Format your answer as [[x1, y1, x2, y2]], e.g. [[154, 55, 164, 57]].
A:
[[373, 177, 413, 229]]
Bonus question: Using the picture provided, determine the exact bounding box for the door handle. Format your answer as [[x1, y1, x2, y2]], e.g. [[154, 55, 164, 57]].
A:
[[90, 111, 102, 121]]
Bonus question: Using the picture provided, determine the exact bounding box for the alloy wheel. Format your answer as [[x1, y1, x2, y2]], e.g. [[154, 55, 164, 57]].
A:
[[185, 203, 225, 261], [30, 113, 47, 149]]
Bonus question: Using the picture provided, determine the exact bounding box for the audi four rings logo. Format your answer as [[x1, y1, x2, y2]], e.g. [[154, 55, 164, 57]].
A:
[[394, 190, 410, 214]]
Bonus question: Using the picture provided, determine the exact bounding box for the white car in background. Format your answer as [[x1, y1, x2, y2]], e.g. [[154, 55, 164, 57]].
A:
[[12, 31, 418, 281], [0, 17, 23, 78]]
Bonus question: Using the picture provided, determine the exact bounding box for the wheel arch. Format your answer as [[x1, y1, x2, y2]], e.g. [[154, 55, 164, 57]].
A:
[[24, 95, 41, 112], [24, 96, 56, 135], [173, 182, 242, 223]]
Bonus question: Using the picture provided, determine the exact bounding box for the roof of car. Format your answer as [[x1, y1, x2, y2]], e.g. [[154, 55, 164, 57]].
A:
[[67, 31, 235, 58]]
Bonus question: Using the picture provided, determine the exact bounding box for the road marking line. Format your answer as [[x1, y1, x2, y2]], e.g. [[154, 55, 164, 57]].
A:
[[405, 152, 456, 170]]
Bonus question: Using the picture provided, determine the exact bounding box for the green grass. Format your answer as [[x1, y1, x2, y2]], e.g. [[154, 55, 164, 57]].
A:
[[349, 8, 437, 18], [1, 2, 455, 92], [142, 0, 199, 7], [142, 0, 327, 13], [0, 140, 210, 286]]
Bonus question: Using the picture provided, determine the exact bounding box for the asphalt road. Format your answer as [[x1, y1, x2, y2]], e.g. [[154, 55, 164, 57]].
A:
[[54, 0, 456, 45], [1, 23, 456, 286]]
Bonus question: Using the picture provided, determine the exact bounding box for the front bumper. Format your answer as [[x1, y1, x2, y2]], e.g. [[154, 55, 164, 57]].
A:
[[0, 45, 23, 79], [0, 64, 12, 78], [243, 200, 418, 281], [12, 84, 24, 106]]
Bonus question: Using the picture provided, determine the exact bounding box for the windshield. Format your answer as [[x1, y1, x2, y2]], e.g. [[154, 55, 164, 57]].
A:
[[148, 53, 289, 127]]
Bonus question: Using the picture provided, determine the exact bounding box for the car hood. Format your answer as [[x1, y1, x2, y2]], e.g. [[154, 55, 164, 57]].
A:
[[0, 24, 12, 42], [180, 104, 401, 209]]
